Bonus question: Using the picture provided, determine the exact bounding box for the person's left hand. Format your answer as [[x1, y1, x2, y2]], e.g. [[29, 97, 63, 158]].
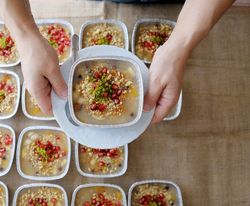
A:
[[143, 42, 188, 123]]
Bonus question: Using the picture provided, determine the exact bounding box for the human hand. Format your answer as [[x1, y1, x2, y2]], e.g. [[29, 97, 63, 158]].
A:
[[19, 33, 67, 114], [143, 42, 188, 123]]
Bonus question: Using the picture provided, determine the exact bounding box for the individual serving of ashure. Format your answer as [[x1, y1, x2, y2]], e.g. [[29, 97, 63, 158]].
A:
[[18, 128, 70, 179], [135, 22, 173, 63], [38, 23, 71, 64], [82, 23, 125, 48], [0, 182, 7, 206], [0, 26, 19, 65], [71, 59, 143, 126], [0, 72, 19, 118], [15, 185, 66, 206], [131, 183, 177, 206], [73, 185, 125, 206], [0, 126, 14, 175], [78, 144, 125, 175]]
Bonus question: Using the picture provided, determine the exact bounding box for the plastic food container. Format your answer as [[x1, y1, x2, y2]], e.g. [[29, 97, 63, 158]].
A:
[[79, 19, 129, 50], [21, 84, 55, 121], [0, 69, 20, 120], [16, 126, 71, 181], [0, 124, 15, 176], [0, 181, 8, 206], [68, 56, 144, 128], [71, 183, 127, 206], [75, 143, 128, 178], [12, 183, 68, 206], [128, 180, 183, 206], [36, 19, 74, 65], [0, 21, 21, 68], [132, 18, 176, 64]]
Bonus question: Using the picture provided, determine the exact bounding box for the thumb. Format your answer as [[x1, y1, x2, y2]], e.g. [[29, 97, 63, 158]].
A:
[[143, 75, 164, 112], [46, 68, 68, 98]]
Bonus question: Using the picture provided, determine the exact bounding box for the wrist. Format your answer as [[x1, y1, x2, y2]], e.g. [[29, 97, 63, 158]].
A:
[[157, 34, 191, 76]]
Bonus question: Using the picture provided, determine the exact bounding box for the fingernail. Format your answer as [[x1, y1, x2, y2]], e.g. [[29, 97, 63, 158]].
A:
[[143, 104, 152, 112], [61, 89, 68, 98]]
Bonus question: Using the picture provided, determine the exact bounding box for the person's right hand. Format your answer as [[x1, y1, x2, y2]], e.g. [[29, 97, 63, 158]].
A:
[[18, 32, 68, 114]]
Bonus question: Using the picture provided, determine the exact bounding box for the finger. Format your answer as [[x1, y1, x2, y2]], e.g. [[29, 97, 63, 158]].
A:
[[143, 74, 165, 112], [34, 83, 53, 115], [45, 67, 68, 99], [151, 87, 179, 123], [26, 77, 53, 115]]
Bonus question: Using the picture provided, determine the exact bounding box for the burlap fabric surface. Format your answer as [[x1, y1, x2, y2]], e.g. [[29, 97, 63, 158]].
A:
[[0, 1, 250, 205]]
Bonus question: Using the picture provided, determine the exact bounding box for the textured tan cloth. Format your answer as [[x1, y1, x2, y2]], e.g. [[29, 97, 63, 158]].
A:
[[1, 1, 250, 206]]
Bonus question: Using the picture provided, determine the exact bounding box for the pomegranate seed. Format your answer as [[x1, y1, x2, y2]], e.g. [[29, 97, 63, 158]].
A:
[[111, 84, 119, 91], [98, 104, 106, 112], [51, 197, 57, 204], [90, 103, 98, 110], [4, 135, 12, 145], [101, 67, 108, 73], [99, 161, 105, 166], [98, 193, 105, 200], [158, 193, 164, 199], [80, 147, 86, 153], [84, 201, 91, 206], [94, 72, 100, 79], [0, 83, 4, 89], [61, 150, 66, 156], [98, 152, 104, 157], [106, 34, 113, 41], [0, 147, 6, 152], [46, 149, 52, 155], [116, 90, 122, 96], [114, 99, 120, 104], [111, 93, 117, 100]]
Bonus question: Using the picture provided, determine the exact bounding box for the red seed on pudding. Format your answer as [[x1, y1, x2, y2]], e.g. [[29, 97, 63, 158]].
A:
[[94, 71, 100, 79], [98, 104, 106, 112], [101, 67, 108, 74], [116, 89, 122, 96], [90, 103, 98, 110], [114, 99, 120, 104], [111, 84, 119, 91], [111, 93, 117, 99]]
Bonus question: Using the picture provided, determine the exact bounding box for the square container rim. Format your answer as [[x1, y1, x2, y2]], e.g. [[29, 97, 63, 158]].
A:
[[68, 55, 144, 128], [79, 19, 129, 51], [74, 142, 128, 178], [16, 125, 71, 181]]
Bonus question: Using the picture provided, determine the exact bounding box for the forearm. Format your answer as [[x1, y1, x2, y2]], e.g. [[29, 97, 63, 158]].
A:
[[0, 0, 39, 44], [165, 0, 235, 57]]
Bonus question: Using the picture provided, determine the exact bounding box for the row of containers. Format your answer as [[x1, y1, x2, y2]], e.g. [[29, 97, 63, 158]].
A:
[[0, 180, 183, 206], [0, 18, 176, 67]]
